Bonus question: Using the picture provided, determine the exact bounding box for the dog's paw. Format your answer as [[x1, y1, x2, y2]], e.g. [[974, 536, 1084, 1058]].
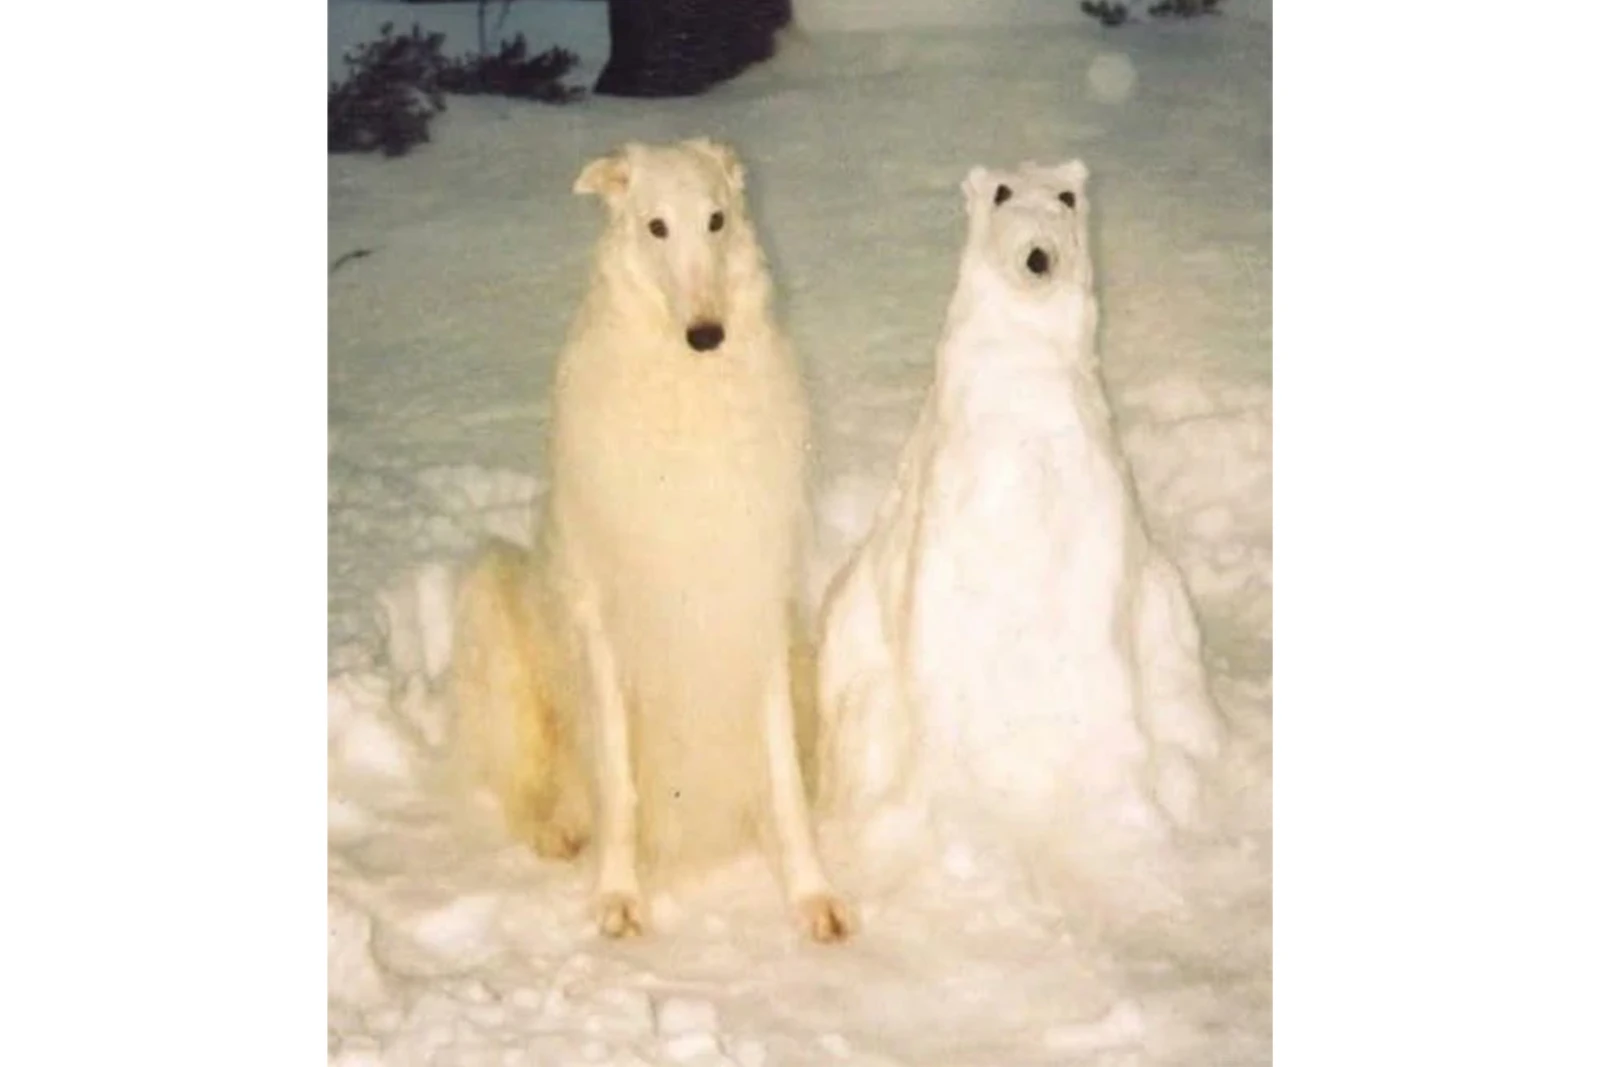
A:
[[795, 893, 855, 943], [595, 892, 647, 939], [531, 821, 589, 862]]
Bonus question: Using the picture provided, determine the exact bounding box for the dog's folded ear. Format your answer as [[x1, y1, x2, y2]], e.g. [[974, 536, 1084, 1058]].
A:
[[687, 137, 746, 194], [575, 146, 634, 202]]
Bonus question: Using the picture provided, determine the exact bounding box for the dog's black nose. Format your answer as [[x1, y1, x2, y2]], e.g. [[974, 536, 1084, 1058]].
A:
[[1026, 248, 1051, 276], [686, 323, 725, 352]]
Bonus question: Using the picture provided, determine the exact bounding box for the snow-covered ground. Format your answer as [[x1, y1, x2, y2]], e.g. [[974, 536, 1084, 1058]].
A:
[[329, 3, 1272, 1063]]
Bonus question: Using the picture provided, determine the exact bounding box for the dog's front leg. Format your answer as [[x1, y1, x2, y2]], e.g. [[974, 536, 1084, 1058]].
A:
[[763, 654, 855, 942], [573, 597, 645, 938]]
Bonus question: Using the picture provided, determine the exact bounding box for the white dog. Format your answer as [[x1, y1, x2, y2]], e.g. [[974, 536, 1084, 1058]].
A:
[[816, 161, 1222, 887], [452, 139, 851, 942]]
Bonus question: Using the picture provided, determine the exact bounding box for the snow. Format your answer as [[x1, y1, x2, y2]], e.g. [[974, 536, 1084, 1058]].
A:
[[329, 2, 1271, 1064]]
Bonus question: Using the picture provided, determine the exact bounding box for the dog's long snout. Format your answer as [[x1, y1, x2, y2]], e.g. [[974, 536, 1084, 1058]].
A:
[[686, 322, 725, 352], [1026, 247, 1052, 276]]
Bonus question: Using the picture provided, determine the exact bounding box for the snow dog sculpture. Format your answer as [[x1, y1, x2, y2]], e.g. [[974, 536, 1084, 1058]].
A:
[[816, 161, 1224, 897]]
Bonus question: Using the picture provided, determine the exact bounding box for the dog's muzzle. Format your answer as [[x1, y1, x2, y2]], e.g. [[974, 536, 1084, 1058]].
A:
[[686, 322, 725, 352]]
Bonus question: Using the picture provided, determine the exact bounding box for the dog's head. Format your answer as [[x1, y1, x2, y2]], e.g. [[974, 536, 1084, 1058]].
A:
[[959, 160, 1092, 297], [575, 138, 752, 354]]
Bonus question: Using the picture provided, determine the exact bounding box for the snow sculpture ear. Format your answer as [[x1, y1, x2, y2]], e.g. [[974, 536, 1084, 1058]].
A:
[[961, 166, 992, 216], [1051, 159, 1090, 187], [574, 144, 635, 204], [687, 137, 746, 194]]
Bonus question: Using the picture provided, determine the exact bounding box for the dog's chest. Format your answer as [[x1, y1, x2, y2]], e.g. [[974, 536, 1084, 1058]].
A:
[[557, 342, 807, 562]]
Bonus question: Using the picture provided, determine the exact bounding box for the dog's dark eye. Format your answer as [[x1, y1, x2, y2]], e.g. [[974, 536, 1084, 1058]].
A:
[[709, 211, 725, 232], [1058, 191, 1077, 209], [648, 218, 669, 239], [994, 184, 1012, 206]]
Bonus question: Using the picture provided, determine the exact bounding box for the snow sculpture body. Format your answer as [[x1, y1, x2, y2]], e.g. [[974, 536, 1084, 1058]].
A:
[[816, 161, 1223, 892]]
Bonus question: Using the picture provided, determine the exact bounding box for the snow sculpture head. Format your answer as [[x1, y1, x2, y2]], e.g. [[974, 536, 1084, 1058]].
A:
[[959, 160, 1092, 297]]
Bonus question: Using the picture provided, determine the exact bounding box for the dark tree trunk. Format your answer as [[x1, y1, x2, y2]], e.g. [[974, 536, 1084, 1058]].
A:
[[594, 0, 793, 98]]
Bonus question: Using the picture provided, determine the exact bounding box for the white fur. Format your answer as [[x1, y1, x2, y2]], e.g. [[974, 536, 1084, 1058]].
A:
[[816, 161, 1223, 896], [455, 139, 850, 940]]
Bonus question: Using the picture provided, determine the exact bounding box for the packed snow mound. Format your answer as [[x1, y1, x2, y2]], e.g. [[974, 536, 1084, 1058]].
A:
[[816, 161, 1226, 912]]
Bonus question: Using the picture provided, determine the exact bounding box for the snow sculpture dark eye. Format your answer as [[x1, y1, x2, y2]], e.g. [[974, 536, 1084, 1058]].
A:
[[1058, 191, 1076, 208], [994, 184, 1012, 206], [709, 211, 725, 232], [649, 218, 669, 238]]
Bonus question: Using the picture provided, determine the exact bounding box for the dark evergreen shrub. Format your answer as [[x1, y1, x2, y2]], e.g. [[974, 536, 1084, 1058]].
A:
[[1081, 0, 1224, 26], [438, 35, 583, 103], [329, 21, 583, 158], [1149, 0, 1224, 16], [329, 23, 448, 157], [1081, 2, 1131, 27]]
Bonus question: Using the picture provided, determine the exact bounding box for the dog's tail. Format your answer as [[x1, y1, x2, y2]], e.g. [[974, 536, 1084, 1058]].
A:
[[447, 538, 590, 860]]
